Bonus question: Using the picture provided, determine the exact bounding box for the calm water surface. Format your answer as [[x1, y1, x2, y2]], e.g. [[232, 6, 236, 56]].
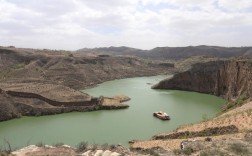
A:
[[0, 75, 225, 149]]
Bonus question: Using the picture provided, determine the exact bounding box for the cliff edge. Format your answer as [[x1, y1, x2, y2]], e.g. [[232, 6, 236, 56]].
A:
[[152, 59, 252, 100]]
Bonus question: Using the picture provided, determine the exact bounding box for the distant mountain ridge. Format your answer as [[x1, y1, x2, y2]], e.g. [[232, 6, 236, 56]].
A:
[[77, 46, 252, 59]]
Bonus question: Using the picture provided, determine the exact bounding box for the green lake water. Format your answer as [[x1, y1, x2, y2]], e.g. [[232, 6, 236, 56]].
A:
[[0, 75, 225, 149]]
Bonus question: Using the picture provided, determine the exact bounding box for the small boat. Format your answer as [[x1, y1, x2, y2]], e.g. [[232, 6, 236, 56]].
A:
[[153, 111, 170, 120]]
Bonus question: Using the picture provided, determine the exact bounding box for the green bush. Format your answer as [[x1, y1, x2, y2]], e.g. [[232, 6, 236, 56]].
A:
[[76, 141, 88, 152], [109, 144, 116, 150]]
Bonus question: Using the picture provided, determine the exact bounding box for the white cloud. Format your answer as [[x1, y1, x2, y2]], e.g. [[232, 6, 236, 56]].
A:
[[218, 0, 252, 11], [0, 0, 252, 50]]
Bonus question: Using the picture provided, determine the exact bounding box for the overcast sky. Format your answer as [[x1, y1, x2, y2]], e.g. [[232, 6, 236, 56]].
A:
[[0, 0, 252, 50]]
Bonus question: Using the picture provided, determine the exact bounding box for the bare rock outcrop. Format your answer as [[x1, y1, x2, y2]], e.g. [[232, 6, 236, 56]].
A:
[[0, 90, 20, 121], [152, 59, 252, 100]]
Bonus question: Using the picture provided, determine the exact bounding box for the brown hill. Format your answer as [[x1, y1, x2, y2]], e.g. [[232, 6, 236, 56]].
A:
[[0, 47, 173, 89], [77, 45, 252, 60]]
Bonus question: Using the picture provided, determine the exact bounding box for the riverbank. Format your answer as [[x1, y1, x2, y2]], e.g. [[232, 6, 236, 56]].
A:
[[0, 47, 174, 122], [0, 82, 130, 122], [0, 75, 224, 154], [130, 101, 252, 155], [129, 58, 252, 155], [2, 47, 251, 155], [5, 144, 134, 156]]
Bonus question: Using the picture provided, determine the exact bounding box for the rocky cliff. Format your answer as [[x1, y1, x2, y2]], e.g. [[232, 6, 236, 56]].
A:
[[0, 90, 20, 121], [152, 59, 252, 100]]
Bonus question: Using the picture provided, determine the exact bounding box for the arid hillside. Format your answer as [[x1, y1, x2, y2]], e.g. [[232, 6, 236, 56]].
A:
[[0, 47, 174, 89], [0, 47, 174, 122], [77, 45, 252, 60]]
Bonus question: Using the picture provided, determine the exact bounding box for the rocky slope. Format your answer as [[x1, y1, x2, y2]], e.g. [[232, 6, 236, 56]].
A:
[[0, 90, 20, 121], [77, 45, 252, 60], [0, 47, 173, 90], [153, 59, 252, 100]]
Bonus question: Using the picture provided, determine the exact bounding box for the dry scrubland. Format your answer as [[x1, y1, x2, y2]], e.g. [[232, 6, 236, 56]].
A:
[[1, 46, 252, 155]]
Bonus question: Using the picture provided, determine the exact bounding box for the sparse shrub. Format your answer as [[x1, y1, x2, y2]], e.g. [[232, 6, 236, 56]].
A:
[[91, 144, 98, 151], [244, 132, 252, 142], [138, 149, 160, 156], [182, 147, 193, 155], [202, 114, 208, 122], [222, 95, 248, 112], [109, 144, 116, 150], [146, 149, 155, 155], [3, 139, 13, 154], [200, 149, 226, 156], [205, 137, 212, 142], [101, 143, 109, 150], [229, 142, 250, 155], [76, 141, 88, 152], [36, 142, 45, 147], [173, 149, 182, 155], [53, 142, 64, 147]]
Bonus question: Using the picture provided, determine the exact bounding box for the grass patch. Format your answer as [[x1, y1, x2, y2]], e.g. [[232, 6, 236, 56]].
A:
[[229, 142, 250, 155], [200, 149, 226, 156], [222, 95, 248, 112], [173, 149, 182, 155], [0, 63, 25, 78]]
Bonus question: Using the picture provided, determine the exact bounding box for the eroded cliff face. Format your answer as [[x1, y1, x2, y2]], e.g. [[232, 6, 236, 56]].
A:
[[0, 90, 20, 121], [153, 59, 252, 100]]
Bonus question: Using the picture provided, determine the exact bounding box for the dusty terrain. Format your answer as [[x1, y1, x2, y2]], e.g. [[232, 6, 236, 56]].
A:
[[0, 46, 174, 122], [1, 46, 252, 155]]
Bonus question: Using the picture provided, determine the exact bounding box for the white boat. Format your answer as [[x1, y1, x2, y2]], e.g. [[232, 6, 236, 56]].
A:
[[153, 111, 170, 120]]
